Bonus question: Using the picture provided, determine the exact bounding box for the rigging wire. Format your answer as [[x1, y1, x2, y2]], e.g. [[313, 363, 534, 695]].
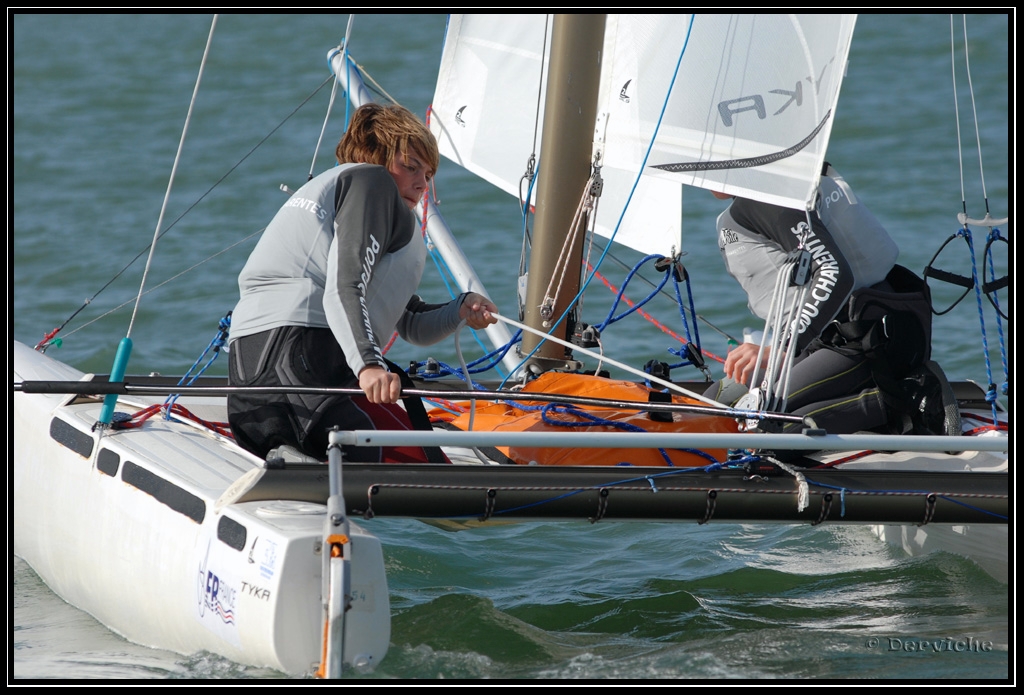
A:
[[501, 14, 698, 387], [56, 229, 264, 342], [959, 15, 993, 214], [492, 312, 725, 409], [950, 15, 969, 218], [588, 241, 736, 342], [516, 15, 551, 320], [529, 16, 551, 168], [35, 71, 337, 350], [308, 14, 358, 181], [92, 15, 223, 431], [945, 14, 1009, 418], [540, 171, 599, 325], [585, 259, 725, 367], [127, 16, 218, 340]]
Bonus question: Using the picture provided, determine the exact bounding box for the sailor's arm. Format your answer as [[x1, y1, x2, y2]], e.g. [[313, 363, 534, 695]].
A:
[[324, 166, 408, 376], [397, 292, 498, 345]]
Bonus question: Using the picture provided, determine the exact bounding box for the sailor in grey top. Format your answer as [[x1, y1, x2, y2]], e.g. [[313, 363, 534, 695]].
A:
[[227, 162, 493, 461], [231, 162, 465, 375], [703, 167, 927, 436]]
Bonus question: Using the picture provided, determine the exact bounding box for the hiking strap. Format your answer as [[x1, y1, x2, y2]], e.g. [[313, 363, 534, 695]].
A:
[[385, 358, 447, 463]]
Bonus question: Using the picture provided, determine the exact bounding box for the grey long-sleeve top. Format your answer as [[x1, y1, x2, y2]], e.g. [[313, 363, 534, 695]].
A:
[[230, 163, 464, 374]]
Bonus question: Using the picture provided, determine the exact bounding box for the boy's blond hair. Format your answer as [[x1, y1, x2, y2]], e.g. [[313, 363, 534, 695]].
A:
[[335, 103, 439, 175]]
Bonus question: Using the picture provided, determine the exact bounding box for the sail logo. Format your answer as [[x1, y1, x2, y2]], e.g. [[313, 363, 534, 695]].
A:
[[718, 83, 803, 127], [619, 79, 632, 103], [455, 105, 467, 126], [717, 59, 837, 127]]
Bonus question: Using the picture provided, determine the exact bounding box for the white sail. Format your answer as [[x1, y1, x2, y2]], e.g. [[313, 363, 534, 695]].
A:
[[430, 14, 549, 202], [430, 14, 684, 256], [430, 14, 856, 252], [598, 14, 857, 211]]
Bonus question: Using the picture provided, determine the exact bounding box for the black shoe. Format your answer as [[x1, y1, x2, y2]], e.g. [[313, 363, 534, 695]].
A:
[[902, 360, 961, 437]]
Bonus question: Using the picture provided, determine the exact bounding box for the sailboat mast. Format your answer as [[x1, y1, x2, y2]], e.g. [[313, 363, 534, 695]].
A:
[[519, 14, 606, 374]]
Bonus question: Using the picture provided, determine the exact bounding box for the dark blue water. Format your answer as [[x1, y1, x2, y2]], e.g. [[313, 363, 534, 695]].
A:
[[12, 13, 1010, 680]]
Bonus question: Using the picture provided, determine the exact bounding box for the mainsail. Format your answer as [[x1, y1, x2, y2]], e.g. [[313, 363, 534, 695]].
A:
[[599, 14, 857, 210], [430, 14, 857, 255], [429, 14, 683, 257]]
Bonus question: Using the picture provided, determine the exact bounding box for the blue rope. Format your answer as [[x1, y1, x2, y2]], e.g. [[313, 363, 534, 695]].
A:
[[664, 265, 706, 374], [958, 227, 1003, 422], [983, 228, 1009, 400], [429, 247, 509, 371], [584, 252, 708, 388], [398, 453, 782, 520], [533, 402, 720, 467], [594, 254, 669, 331], [412, 359, 490, 391], [678, 268, 702, 350], [409, 329, 523, 383], [164, 312, 231, 415], [425, 462, 754, 519], [671, 277, 694, 346], [806, 478, 1007, 521]]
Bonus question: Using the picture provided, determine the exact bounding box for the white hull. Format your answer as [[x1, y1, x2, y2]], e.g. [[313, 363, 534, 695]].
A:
[[827, 444, 1009, 584], [13, 338, 1009, 676], [12, 341, 390, 675], [873, 524, 1008, 584]]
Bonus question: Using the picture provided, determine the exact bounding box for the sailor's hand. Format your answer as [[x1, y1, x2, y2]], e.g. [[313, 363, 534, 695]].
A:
[[358, 366, 401, 404], [459, 292, 498, 330], [724, 343, 770, 386]]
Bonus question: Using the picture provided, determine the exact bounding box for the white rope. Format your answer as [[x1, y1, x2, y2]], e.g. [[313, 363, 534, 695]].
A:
[[491, 312, 726, 408], [540, 173, 596, 325], [949, 15, 968, 207], [767, 279, 808, 411], [450, 319, 497, 465], [767, 456, 810, 512], [747, 259, 789, 392], [127, 15, 218, 338], [310, 58, 341, 179], [749, 209, 818, 411], [959, 15, 992, 207], [748, 256, 806, 410]]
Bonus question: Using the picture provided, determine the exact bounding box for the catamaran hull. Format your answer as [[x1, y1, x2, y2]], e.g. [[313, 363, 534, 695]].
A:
[[12, 337, 1009, 678], [12, 341, 390, 675], [873, 525, 1008, 583]]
